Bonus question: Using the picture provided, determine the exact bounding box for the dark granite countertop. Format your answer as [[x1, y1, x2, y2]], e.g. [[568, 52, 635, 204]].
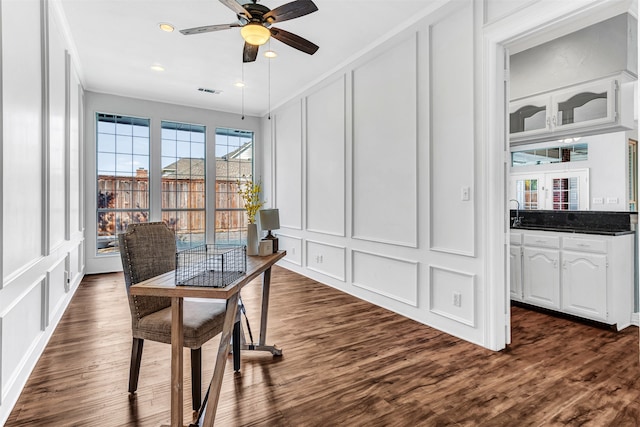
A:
[[511, 225, 635, 236], [509, 210, 637, 236]]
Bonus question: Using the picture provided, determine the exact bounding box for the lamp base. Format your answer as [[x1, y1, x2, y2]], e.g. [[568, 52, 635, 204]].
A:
[[264, 232, 278, 253]]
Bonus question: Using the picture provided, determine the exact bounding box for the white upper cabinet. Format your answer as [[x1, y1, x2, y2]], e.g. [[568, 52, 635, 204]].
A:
[[509, 94, 550, 140], [551, 79, 616, 132], [510, 76, 634, 144]]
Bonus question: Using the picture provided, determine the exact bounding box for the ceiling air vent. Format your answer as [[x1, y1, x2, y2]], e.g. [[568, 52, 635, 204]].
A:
[[198, 88, 222, 94]]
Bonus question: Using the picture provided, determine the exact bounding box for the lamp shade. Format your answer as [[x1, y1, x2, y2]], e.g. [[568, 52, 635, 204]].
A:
[[240, 23, 271, 46], [260, 209, 280, 231]]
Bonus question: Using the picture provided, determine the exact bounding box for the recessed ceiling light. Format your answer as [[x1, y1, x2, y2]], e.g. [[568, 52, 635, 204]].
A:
[[159, 22, 175, 32], [150, 64, 165, 72], [234, 82, 245, 88], [264, 50, 277, 58]]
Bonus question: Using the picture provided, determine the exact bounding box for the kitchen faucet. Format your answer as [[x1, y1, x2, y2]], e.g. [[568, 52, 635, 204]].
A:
[[510, 199, 522, 227]]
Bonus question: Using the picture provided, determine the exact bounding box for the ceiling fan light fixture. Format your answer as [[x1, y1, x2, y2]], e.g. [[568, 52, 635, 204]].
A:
[[159, 22, 175, 32], [240, 23, 270, 46]]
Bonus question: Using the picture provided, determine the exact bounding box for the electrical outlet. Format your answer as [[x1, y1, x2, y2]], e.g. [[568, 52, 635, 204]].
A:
[[606, 197, 618, 204], [593, 197, 603, 204], [453, 292, 462, 307]]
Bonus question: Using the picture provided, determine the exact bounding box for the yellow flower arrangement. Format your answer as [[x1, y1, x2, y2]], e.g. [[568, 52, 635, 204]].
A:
[[237, 175, 265, 224]]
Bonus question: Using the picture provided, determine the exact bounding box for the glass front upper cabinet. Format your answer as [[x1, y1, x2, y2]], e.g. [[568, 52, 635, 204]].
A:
[[551, 79, 616, 132], [509, 95, 550, 139], [509, 77, 624, 144]]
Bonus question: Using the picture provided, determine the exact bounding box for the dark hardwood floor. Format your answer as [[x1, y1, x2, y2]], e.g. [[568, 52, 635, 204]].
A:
[[7, 266, 640, 426]]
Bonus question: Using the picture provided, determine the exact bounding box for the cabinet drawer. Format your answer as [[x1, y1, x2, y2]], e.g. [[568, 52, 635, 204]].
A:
[[510, 232, 522, 246], [524, 234, 560, 249], [563, 237, 607, 253]]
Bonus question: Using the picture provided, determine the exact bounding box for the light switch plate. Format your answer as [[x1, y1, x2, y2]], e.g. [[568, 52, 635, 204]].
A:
[[461, 186, 470, 201]]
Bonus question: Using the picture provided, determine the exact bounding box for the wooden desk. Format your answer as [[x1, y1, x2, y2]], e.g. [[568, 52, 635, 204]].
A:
[[130, 251, 286, 426]]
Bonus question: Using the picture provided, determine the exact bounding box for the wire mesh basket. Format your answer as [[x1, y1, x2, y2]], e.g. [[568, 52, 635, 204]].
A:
[[175, 244, 247, 287]]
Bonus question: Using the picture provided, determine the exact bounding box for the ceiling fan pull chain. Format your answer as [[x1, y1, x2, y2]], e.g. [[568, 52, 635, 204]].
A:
[[268, 41, 272, 120], [241, 62, 245, 120]]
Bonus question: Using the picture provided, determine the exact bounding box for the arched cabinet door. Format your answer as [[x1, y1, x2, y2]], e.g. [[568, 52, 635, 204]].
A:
[[509, 94, 550, 140], [551, 79, 617, 132]]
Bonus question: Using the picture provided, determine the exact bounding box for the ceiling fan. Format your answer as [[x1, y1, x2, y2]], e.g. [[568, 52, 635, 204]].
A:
[[180, 0, 319, 63]]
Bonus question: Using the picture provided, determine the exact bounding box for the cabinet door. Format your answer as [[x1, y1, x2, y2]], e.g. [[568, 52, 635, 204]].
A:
[[523, 247, 560, 309], [510, 246, 522, 301], [561, 251, 607, 321], [551, 80, 616, 132], [509, 95, 550, 140]]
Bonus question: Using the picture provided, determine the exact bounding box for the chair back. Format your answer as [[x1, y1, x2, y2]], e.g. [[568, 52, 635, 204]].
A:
[[119, 222, 176, 325]]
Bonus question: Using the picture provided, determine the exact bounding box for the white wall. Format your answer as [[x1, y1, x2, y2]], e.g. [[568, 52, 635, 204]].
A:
[[510, 13, 637, 99], [83, 92, 261, 274], [264, 0, 488, 348], [0, 0, 85, 424]]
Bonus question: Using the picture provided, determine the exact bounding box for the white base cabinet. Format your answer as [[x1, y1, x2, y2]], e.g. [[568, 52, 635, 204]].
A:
[[523, 247, 561, 310], [510, 229, 634, 330], [510, 233, 523, 302], [561, 251, 607, 321]]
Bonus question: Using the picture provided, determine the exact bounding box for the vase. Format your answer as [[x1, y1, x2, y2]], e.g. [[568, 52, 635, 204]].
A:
[[246, 223, 259, 255]]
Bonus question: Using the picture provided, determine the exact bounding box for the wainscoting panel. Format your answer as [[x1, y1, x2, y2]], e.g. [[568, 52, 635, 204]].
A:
[[277, 234, 302, 266], [0, 277, 45, 399], [430, 265, 476, 326], [69, 67, 82, 236], [352, 250, 418, 306], [429, 1, 475, 256], [47, 258, 67, 325], [274, 101, 303, 230], [306, 240, 346, 281], [48, 10, 67, 251], [352, 33, 418, 248], [306, 76, 346, 236], [1, 0, 43, 282], [68, 246, 80, 286]]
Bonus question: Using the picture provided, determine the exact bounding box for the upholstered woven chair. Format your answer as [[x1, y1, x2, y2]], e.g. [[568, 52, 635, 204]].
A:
[[119, 222, 235, 411]]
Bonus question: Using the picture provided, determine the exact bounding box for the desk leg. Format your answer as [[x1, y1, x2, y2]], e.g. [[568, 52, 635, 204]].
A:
[[258, 267, 271, 347], [171, 297, 184, 427], [239, 267, 282, 356], [202, 292, 239, 426]]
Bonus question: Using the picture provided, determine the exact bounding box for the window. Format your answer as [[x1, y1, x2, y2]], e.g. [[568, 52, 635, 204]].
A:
[[511, 170, 588, 211], [552, 177, 579, 210], [512, 143, 587, 167], [515, 179, 539, 210], [161, 121, 206, 250], [214, 128, 254, 245], [96, 113, 150, 254]]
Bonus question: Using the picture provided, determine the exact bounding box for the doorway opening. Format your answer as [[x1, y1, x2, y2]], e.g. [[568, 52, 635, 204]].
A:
[[500, 7, 639, 346]]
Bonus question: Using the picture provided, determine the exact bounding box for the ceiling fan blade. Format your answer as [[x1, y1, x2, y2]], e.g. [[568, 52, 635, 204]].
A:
[[243, 42, 259, 63], [270, 27, 319, 55], [179, 23, 240, 35], [219, 0, 252, 19], [264, 0, 318, 23]]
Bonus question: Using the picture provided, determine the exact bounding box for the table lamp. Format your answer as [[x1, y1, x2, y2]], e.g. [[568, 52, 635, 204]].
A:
[[259, 209, 280, 253]]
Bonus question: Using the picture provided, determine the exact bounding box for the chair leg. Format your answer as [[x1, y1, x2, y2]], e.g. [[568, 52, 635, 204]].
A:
[[233, 320, 241, 372], [191, 348, 202, 411], [128, 338, 144, 393]]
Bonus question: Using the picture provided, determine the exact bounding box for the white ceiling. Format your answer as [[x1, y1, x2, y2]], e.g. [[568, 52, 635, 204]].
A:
[[58, 0, 441, 116]]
